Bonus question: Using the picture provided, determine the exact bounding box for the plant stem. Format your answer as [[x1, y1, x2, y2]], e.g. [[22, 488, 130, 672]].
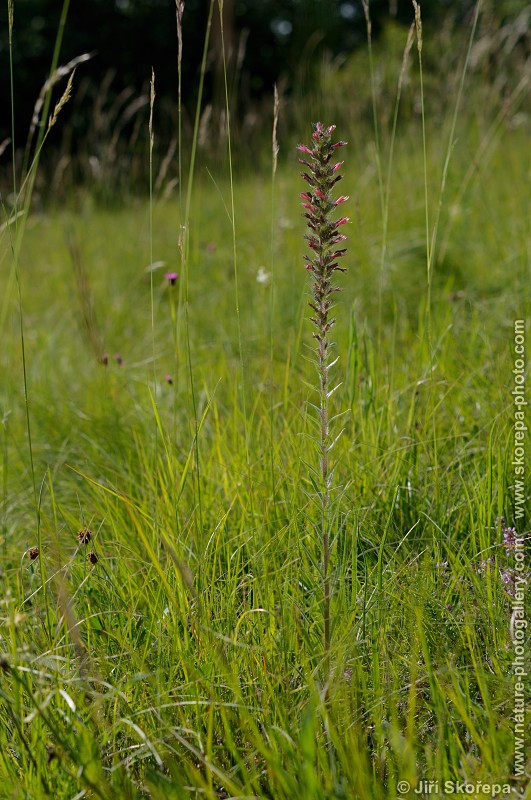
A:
[[320, 334, 330, 657]]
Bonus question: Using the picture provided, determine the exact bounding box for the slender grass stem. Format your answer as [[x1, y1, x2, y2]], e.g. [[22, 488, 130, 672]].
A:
[[377, 23, 415, 339], [219, 0, 255, 524], [178, 0, 216, 539], [429, 1, 482, 270], [362, 0, 387, 356], [268, 85, 279, 515], [413, 2, 431, 353], [413, 1, 442, 513]]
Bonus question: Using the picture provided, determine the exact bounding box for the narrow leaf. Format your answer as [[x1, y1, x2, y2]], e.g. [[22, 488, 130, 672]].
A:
[[327, 382, 342, 398]]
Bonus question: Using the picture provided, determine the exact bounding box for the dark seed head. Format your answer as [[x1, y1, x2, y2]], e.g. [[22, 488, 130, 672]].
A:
[[77, 528, 92, 545], [87, 551, 98, 565], [28, 546, 39, 560]]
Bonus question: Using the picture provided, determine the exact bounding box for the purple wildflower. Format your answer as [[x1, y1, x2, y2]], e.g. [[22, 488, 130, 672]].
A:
[[299, 121, 348, 666], [502, 525, 517, 552], [501, 569, 515, 588], [164, 272, 179, 286]]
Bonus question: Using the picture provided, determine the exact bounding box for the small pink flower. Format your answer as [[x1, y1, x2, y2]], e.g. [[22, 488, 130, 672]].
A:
[[165, 374, 173, 385], [314, 188, 326, 200], [164, 272, 179, 285], [332, 161, 344, 173], [334, 217, 349, 227], [297, 144, 313, 154], [331, 140, 348, 149], [335, 196, 349, 205], [113, 353, 123, 365]]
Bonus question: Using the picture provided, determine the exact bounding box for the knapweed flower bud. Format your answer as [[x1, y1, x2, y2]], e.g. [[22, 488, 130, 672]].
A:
[[164, 272, 179, 286]]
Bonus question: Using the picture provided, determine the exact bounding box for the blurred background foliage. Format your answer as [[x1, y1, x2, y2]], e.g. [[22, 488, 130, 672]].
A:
[[0, 0, 528, 199]]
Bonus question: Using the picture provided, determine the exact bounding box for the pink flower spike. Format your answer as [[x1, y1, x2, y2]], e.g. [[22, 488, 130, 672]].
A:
[[332, 161, 344, 173], [315, 188, 326, 200], [297, 144, 313, 155], [327, 124, 337, 135], [335, 217, 349, 227], [335, 195, 349, 205], [164, 271, 179, 285]]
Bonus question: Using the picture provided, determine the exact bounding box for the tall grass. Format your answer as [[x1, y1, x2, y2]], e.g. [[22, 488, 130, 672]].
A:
[[0, 2, 529, 798]]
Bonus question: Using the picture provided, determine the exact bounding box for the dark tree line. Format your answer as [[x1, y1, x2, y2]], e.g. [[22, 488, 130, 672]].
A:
[[1, 0, 494, 147]]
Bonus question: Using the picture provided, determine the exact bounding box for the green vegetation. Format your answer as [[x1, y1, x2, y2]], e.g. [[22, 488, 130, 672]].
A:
[[0, 3, 529, 798]]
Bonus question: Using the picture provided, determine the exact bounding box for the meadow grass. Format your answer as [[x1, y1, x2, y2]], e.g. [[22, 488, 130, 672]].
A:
[[1, 7, 530, 798]]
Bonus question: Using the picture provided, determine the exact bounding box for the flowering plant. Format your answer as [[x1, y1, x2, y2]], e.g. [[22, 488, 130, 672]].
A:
[[298, 122, 348, 666]]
